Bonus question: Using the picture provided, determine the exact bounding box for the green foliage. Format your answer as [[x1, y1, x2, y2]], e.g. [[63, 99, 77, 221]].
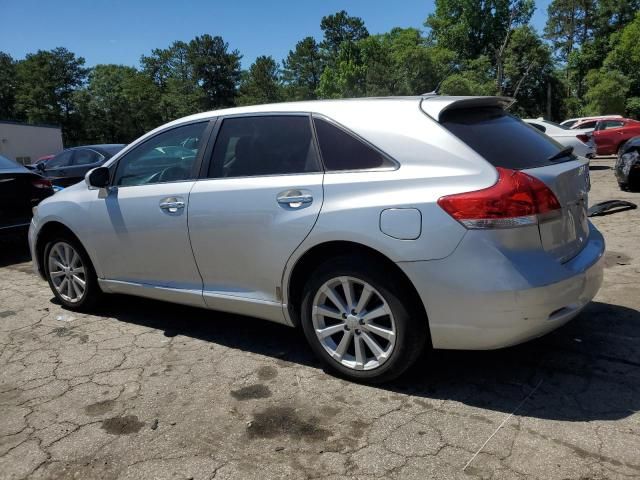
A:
[[14, 47, 88, 143], [141, 41, 204, 122], [425, 0, 534, 59], [439, 57, 496, 96], [583, 69, 630, 115], [75, 64, 161, 143], [2, 5, 640, 144], [187, 34, 242, 109], [320, 10, 369, 59], [0, 52, 17, 119], [604, 12, 640, 97], [238, 56, 283, 106], [626, 97, 640, 119], [282, 37, 323, 100]]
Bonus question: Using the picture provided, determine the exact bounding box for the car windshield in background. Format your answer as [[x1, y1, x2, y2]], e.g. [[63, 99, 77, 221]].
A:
[[96, 145, 126, 157], [0, 155, 18, 169], [543, 119, 569, 130], [440, 107, 571, 170]]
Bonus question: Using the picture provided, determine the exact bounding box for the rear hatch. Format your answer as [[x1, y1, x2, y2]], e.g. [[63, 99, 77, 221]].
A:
[[429, 100, 590, 263]]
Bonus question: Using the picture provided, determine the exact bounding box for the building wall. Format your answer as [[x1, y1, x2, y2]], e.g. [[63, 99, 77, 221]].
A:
[[0, 122, 64, 165]]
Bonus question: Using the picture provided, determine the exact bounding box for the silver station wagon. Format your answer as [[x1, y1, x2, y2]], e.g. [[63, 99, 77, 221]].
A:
[[29, 96, 605, 382]]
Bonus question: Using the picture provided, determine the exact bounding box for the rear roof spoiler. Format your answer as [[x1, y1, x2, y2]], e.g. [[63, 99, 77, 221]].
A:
[[420, 96, 514, 122]]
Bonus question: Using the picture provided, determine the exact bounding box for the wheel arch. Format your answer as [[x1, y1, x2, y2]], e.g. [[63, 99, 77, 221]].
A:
[[285, 241, 430, 340], [35, 221, 89, 278]]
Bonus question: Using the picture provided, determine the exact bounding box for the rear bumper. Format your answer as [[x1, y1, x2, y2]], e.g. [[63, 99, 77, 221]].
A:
[[399, 222, 605, 350]]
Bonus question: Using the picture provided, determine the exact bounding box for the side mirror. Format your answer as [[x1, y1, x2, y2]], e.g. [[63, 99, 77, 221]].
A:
[[85, 167, 110, 189]]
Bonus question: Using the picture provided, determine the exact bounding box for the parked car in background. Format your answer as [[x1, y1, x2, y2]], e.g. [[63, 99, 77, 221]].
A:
[[524, 118, 595, 158], [592, 118, 640, 156], [26, 154, 55, 171], [0, 154, 54, 235], [29, 96, 604, 382], [615, 136, 640, 191], [561, 115, 623, 129], [570, 115, 625, 130], [36, 144, 125, 187]]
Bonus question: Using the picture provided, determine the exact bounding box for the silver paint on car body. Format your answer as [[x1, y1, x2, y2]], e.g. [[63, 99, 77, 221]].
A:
[[29, 96, 605, 349]]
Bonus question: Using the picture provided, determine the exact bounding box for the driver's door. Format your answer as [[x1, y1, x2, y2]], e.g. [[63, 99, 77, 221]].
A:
[[86, 121, 212, 307]]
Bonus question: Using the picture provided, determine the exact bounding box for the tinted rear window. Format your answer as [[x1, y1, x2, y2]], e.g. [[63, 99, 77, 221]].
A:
[[313, 118, 396, 171], [440, 107, 571, 169]]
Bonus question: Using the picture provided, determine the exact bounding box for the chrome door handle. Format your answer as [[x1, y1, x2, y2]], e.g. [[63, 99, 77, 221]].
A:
[[159, 197, 185, 213], [277, 190, 313, 208]]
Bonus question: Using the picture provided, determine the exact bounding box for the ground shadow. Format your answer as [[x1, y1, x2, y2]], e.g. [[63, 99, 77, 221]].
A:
[[0, 235, 31, 268], [589, 165, 611, 171], [81, 295, 639, 423]]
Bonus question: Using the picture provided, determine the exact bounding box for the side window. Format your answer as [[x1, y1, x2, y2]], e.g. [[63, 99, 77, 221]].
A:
[[313, 117, 395, 171], [529, 123, 546, 132], [604, 120, 624, 130], [73, 149, 102, 166], [580, 121, 597, 129], [114, 122, 207, 186], [47, 151, 74, 169], [208, 116, 320, 178]]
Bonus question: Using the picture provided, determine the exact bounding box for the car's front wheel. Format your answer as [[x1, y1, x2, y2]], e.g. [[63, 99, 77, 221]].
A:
[[300, 257, 427, 383], [44, 235, 101, 310]]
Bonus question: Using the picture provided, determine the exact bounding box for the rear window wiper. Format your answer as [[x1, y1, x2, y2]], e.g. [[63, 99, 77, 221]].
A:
[[546, 146, 574, 162]]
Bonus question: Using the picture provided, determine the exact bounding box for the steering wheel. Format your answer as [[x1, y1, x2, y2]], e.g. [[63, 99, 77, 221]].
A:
[[158, 166, 188, 183]]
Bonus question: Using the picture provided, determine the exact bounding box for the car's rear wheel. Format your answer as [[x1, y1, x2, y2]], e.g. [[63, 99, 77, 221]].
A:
[[44, 235, 101, 310], [300, 257, 427, 383]]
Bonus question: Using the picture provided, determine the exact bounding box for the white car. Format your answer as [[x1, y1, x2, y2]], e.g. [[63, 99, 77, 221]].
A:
[[560, 115, 622, 128], [524, 119, 595, 159]]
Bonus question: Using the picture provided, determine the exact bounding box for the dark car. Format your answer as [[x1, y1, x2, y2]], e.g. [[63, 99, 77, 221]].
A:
[[0, 154, 54, 234], [615, 136, 640, 191], [36, 144, 125, 187]]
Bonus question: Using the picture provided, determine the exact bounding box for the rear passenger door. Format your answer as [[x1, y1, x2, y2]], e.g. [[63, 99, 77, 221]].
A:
[[188, 114, 324, 315]]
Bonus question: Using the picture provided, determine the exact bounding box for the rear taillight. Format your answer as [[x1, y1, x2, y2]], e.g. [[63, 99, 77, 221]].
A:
[[31, 178, 53, 189], [576, 134, 590, 143], [437, 168, 561, 229]]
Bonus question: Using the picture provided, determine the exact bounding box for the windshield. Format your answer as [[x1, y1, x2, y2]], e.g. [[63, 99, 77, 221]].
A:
[[441, 107, 573, 169], [543, 120, 569, 130]]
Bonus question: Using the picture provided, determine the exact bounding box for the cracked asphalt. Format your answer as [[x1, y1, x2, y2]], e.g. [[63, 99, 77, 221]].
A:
[[1, 157, 639, 480]]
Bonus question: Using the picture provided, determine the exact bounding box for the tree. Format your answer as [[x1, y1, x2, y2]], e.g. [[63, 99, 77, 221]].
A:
[[501, 26, 562, 118], [0, 52, 17, 119], [439, 56, 496, 96], [187, 34, 242, 109], [584, 69, 630, 115], [604, 12, 640, 98], [14, 47, 88, 142], [359, 29, 455, 96], [544, 0, 594, 62], [282, 37, 323, 100], [141, 41, 204, 121], [238, 56, 283, 106], [425, 0, 534, 59], [320, 10, 369, 59], [78, 64, 161, 143]]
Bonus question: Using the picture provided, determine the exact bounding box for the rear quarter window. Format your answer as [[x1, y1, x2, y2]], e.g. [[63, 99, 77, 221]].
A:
[[440, 107, 571, 170], [313, 117, 396, 171]]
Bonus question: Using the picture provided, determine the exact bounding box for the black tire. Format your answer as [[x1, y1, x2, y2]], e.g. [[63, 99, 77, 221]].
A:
[[43, 233, 101, 311], [300, 256, 427, 383]]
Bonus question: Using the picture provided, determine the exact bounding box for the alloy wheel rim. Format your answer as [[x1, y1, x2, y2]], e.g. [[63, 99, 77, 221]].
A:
[[312, 276, 397, 371], [48, 242, 86, 303]]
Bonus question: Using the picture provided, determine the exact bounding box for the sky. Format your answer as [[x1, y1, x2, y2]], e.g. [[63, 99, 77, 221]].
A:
[[1, 0, 553, 68]]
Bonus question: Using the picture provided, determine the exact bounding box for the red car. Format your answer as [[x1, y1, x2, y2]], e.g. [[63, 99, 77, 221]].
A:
[[592, 118, 640, 155]]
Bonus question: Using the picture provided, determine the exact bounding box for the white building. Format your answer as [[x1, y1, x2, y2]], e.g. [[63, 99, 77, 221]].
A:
[[0, 121, 64, 165]]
